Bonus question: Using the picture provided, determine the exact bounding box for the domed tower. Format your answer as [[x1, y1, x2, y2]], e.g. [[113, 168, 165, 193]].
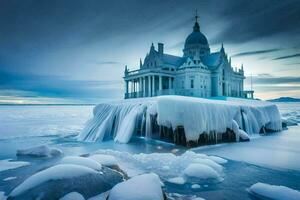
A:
[[183, 11, 210, 58]]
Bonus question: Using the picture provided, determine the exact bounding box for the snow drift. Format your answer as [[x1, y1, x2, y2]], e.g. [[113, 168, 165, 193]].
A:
[[78, 96, 282, 144]]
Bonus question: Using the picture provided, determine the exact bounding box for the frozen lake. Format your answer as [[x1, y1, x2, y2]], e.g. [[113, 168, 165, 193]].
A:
[[0, 102, 300, 199]]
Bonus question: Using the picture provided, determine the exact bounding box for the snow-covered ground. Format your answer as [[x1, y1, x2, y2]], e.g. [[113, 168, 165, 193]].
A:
[[0, 102, 299, 199]]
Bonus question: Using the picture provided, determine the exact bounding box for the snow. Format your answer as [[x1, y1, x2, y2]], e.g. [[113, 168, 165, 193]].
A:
[[196, 125, 300, 171], [248, 182, 300, 200], [108, 173, 164, 200], [60, 156, 102, 171], [183, 163, 221, 180], [0, 159, 30, 172], [93, 150, 225, 183], [60, 192, 85, 200], [89, 154, 118, 166], [79, 96, 282, 143], [3, 176, 17, 181], [17, 145, 63, 157], [167, 177, 186, 185], [9, 164, 98, 198]]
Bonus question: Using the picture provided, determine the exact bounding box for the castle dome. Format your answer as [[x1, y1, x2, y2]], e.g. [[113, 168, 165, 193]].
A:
[[184, 22, 208, 48], [183, 18, 210, 58]]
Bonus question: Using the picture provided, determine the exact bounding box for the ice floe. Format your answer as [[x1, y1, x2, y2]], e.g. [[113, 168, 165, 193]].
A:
[[108, 173, 164, 200], [167, 177, 186, 185], [3, 176, 17, 181], [17, 145, 63, 158], [0, 159, 30, 172], [248, 182, 300, 200]]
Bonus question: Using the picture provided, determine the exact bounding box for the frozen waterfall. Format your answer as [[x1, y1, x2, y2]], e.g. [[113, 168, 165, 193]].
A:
[[78, 96, 282, 146]]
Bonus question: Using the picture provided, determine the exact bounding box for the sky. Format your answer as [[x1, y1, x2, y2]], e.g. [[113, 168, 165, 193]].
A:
[[0, 0, 300, 104]]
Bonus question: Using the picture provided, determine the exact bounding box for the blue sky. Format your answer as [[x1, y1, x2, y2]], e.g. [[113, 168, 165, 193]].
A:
[[0, 0, 300, 103]]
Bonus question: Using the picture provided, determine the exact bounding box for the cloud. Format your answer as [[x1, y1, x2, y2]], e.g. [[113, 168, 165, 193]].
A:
[[245, 75, 300, 85], [273, 53, 300, 60], [232, 48, 281, 58]]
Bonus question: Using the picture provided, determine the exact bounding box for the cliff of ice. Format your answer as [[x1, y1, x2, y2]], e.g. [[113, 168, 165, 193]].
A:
[[78, 95, 282, 144]]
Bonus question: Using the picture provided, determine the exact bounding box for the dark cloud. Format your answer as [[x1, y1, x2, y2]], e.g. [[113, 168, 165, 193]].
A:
[[245, 75, 300, 85], [232, 48, 281, 58], [273, 53, 300, 60]]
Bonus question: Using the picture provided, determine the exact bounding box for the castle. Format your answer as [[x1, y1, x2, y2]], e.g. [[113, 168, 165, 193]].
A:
[[124, 13, 253, 99]]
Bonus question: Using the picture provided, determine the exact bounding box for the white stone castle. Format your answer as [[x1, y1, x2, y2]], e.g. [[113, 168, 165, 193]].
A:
[[124, 13, 253, 99]]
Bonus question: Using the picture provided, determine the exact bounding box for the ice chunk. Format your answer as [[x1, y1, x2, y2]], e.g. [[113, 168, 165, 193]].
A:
[[193, 158, 223, 173], [167, 177, 186, 185], [89, 154, 118, 166], [9, 164, 98, 198], [61, 156, 102, 171], [239, 129, 250, 141], [108, 173, 164, 200], [0, 159, 30, 172], [191, 184, 201, 189], [248, 182, 300, 200], [183, 163, 221, 180], [60, 192, 85, 200], [17, 145, 63, 158]]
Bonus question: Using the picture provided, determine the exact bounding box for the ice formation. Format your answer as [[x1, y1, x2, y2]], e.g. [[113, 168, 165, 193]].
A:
[[93, 149, 225, 182], [59, 192, 85, 200], [248, 182, 300, 200], [89, 154, 118, 167], [78, 96, 282, 145], [0, 159, 30, 172], [17, 145, 63, 158], [108, 173, 164, 200], [183, 163, 221, 180], [9, 164, 98, 198], [60, 156, 102, 171]]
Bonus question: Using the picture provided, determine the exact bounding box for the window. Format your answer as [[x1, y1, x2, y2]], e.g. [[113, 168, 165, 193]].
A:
[[190, 79, 194, 89]]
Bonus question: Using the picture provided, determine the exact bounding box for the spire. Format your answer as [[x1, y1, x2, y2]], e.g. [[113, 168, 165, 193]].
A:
[[150, 43, 155, 52], [220, 43, 225, 53], [139, 58, 142, 68], [124, 65, 128, 75], [193, 9, 200, 32]]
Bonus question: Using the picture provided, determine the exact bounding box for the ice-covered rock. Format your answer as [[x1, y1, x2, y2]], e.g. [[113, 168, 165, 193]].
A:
[[60, 156, 102, 171], [59, 192, 85, 200], [248, 182, 300, 200], [79, 96, 282, 144], [207, 156, 227, 164], [0, 159, 30, 172], [108, 173, 164, 200], [191, 184, 201, 189], [17, 145, 63, 158], [183, 163, 221, 180], [239, 129, 250, 141], [0, 191, 6, 200], [8, 164, 124, 200]]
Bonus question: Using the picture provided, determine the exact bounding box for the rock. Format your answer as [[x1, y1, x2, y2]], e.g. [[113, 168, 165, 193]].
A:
[[17, 145, 63, 158], [8, 164, 124, 200], [60, 156, 102, 171]]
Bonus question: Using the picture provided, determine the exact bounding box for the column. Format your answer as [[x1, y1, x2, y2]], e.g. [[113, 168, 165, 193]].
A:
[[138, 77, 142, 98], [143, 77, 146, 97], [125, 80, 129, 98], [169, 77, 172, 89], [148, 76, 151, 97], [159, 76, 162, 90], [152, 75, 155, 96]]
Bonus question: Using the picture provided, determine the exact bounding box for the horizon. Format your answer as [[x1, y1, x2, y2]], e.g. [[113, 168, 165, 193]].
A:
[[1, 0, 300, 104]]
